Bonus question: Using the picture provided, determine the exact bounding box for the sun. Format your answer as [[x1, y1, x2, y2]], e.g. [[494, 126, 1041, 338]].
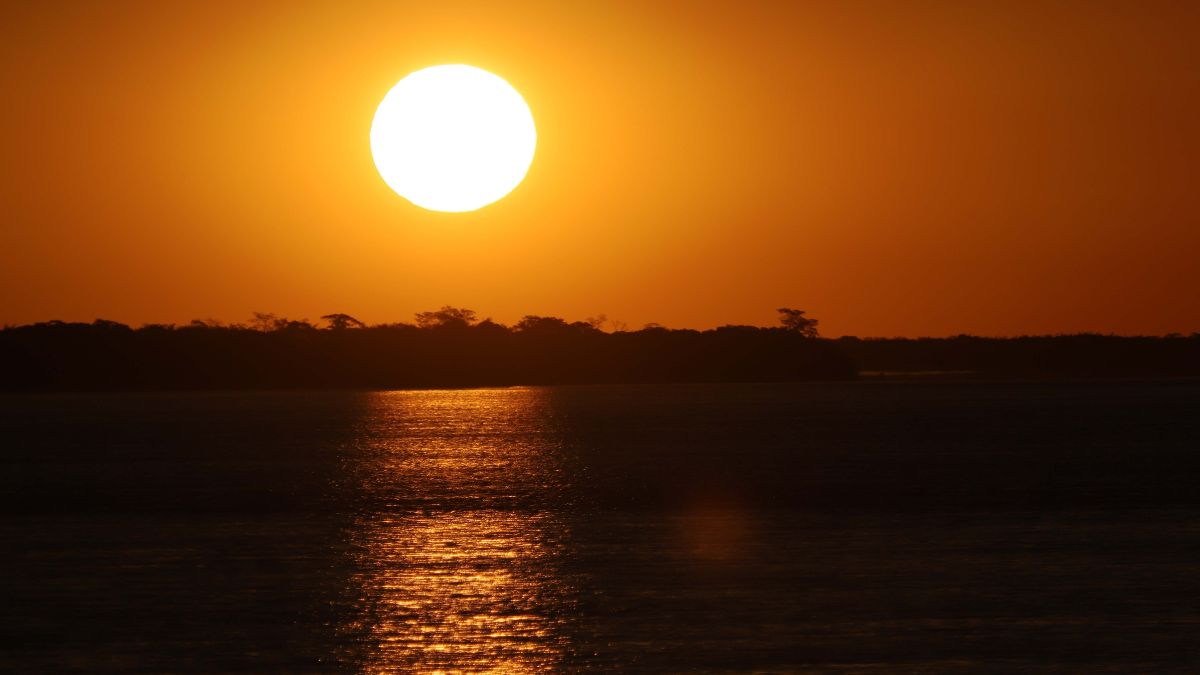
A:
[[370, 65, 537, 213]]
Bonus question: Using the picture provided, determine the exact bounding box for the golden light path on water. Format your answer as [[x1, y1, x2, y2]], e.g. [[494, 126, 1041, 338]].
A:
[[342, 388, 574, 673]]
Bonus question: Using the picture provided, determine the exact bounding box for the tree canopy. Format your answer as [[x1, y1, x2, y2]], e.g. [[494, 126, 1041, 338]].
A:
[[777, 308, 819, 337]]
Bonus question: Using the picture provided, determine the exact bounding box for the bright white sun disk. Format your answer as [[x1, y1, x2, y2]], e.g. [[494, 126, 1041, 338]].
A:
[[370, 65, 537, 212]]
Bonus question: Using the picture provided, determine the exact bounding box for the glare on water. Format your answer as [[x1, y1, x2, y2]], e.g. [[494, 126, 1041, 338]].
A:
[[343, 389, 573, 672]]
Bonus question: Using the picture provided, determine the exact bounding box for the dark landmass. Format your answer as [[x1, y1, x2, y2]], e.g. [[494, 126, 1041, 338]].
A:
[[2, 307, 1197, 390], [837, 333, 1200, 379], [0, 308, 849, 390]]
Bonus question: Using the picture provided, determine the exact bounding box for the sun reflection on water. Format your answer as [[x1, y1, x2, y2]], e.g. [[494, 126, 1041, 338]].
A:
[[344, 388, 573, 673]]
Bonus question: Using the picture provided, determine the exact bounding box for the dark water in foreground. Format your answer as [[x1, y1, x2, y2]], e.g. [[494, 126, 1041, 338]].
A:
[[2, 381, 1199, 672]]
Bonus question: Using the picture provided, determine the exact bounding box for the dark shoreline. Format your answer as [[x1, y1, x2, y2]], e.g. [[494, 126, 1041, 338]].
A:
[[6, 374, 1200, 396], [2, 320, 1198, 391]]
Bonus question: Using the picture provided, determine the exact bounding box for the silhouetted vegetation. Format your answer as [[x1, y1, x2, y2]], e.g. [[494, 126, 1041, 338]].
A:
[[777, 307, 820, 337], [0, 308, 852, 390], [2, 309, 1197, 390]]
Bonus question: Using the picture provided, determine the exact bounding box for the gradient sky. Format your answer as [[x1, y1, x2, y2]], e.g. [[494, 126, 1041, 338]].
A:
[[2, 1, 1197, 336]]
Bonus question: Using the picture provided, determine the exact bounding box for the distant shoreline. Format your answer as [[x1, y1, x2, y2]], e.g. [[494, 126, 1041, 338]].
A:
[[858, 369, 983, 378], [2, 319, 1197, 391]]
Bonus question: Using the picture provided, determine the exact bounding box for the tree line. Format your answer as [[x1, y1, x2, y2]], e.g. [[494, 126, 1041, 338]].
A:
[[1, 307, 1196, 390], [0, 307, 849, 390]]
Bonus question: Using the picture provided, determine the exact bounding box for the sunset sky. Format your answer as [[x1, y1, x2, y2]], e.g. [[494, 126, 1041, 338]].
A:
[[2, 1, 1197, 336]]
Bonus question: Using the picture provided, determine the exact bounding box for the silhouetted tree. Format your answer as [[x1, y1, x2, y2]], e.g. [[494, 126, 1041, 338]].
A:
[[92, 319, 131, 331], [321, 313, 366, 330], [289, 320, 317, 331], [415, 306, 477, 329], [250, 312, 280, 331], [777, 308, 819, 337], [474, 318, 510, 334], [515, 315, 570, 333]]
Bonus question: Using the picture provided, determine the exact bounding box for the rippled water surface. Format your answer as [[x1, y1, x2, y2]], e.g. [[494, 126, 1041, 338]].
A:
[[3, 381, 1200, 671]]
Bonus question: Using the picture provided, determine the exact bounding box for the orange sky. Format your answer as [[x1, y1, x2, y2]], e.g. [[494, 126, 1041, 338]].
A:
[[2, 1, 1198, 336]]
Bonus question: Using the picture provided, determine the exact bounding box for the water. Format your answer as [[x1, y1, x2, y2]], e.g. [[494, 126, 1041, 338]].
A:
[[2, 381, 1199, 671]]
